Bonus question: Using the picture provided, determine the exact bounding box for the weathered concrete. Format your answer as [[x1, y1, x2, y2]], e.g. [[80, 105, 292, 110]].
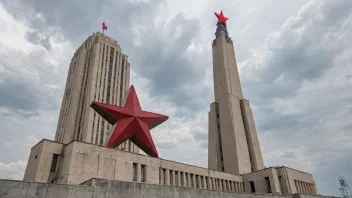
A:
[[24, 139, 319, 196], [209, 23, 264, 175], [0, 179, 337, 198]]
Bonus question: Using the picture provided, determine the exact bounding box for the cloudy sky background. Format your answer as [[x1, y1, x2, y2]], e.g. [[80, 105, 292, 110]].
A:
[[0, 0, 351, 196]]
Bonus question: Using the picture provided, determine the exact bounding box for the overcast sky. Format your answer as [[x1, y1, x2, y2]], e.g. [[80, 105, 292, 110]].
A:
[[0, 0, 351, 196]]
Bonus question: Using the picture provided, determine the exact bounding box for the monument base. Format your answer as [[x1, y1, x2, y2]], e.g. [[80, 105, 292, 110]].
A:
[[23, 139, 318, 195]]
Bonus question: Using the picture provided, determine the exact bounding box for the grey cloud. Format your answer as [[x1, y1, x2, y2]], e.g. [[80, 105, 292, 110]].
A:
[[242, 1, 352, 101], [0, 46, 62, 115], [156, 142, 177, 150], [25, 30, 51, 51], [200, 142, 208, 149], [2, 0, 210, 114], [192, 131, 207, 141], [281, 151, 296, 159]]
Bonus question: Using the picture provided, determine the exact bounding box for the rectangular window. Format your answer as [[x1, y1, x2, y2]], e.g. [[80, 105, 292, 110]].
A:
[[141, 165, 146, 182], [205, 177, 208, 189], [265, 177, 272, 193], [169, 170, 173, 185], [200, 176, 203, 188], [250, 181, 256, 193], [132, 163, 137, 181], [196, 175, 199, 188], [180, 172, 184, 187], [163, 169, 166, 184], [50, 154, 59, 173], [175, 171, 178, 186], [278, 176, 284, 194], [190, 174, 194, 187]]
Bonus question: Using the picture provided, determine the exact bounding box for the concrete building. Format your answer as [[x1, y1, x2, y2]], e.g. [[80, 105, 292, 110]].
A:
[[55, 32, 139, 153], [23, 139, 318, 195], [208, 17, 264, 175]]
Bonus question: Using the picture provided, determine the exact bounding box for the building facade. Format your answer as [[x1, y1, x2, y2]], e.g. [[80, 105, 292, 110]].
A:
[[55, 32, 139, 153], [23, 139, 318, 195], [208, 16, 264, 175]]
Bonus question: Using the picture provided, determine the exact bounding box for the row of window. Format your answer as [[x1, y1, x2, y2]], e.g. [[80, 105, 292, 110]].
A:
[[132, 163, 146, 182], [57, 54, 79, 143], [116, 140, 133, 152], [90, 41, 128, 146], [294, 180, 315, 195], [75, 47, 93, 141], [158, 168, 244, 192]]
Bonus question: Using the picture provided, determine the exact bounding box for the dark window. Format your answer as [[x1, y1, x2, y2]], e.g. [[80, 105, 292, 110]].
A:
[[169, 170, 173, 185], [119, 58, 125, 106], [190, 174, 194, 187], [196, 175, 199, 188], [186, 173, 189, 186], [175, 171, 178, 186], [163, 169, 166, 184], [100, 120, 105, 145], [278, 176, 284, 194], [106, 47, 114, 104], [180, 172, 184, 186], [200, 176, 203, 188], [50, 154, 59, 173], [128, 141, 131, 151], [250, 181, 256, 193], [132, 163, 137, 181], [265, 177, 272, 193], [141, 165, 146, 182], [159, 168, 162, 184]]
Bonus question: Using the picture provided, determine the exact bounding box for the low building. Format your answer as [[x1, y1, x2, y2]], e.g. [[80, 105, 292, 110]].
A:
[[23, 139, 318, 195]]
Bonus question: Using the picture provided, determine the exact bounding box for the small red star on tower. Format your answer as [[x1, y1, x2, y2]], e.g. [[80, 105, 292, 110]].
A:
[[214, 10, 229, 26]]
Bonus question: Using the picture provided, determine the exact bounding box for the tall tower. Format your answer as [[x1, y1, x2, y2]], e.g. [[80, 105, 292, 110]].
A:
[[55, 32, 139, 154], [208, 11, 264, 175]]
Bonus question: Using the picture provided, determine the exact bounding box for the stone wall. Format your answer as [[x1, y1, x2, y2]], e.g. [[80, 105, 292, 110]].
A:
[[0, 179, 337, 198]]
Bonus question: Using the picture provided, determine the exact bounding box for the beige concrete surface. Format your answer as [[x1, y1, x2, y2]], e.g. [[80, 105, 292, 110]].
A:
[[209, 28, 264, 175], [54, 32, 139, 154], [24, 139, 318, 195], [0, 179, 336, 198]]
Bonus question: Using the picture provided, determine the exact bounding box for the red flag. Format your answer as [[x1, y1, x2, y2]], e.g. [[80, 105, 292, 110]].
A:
[[102, 22, 108, 30]]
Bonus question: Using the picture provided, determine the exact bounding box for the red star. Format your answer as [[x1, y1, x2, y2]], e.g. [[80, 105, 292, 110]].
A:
[[214, 10, 229, 25], [90, 85, 168, 158]]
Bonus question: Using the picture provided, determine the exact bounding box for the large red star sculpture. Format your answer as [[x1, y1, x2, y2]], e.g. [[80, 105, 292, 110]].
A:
[[214, 10, 229, 26], [90, 85, 168, 158]]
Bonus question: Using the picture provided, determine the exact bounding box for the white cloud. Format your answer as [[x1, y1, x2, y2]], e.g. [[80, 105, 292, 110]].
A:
[[0, 160, 27, 180]]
